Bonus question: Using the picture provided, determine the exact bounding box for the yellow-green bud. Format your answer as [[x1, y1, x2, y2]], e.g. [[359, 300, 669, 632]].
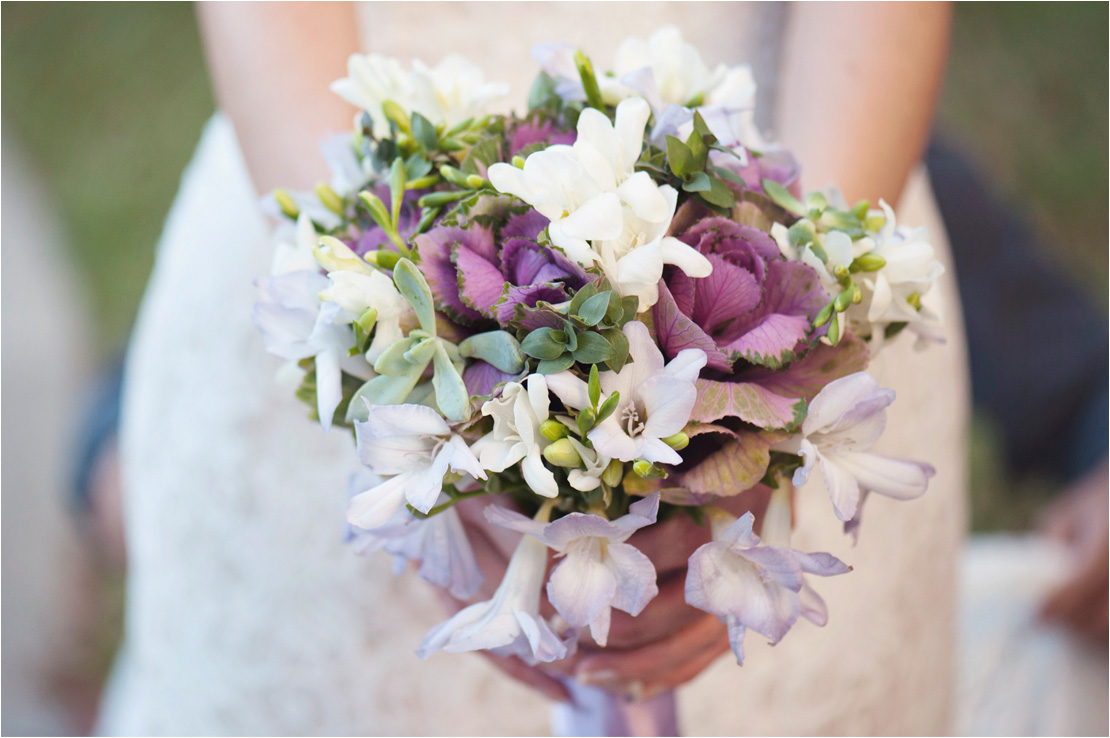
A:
[[356, 306, 378, 335], [465, 174, 487, 189], [543, 438, 581, 468], [850, 283, 863, 304], [511, 155, 526, 169], [826, 311, 841, 345], [539, 419, 569, 442], [833, 288, 855, 313], [662, 432, 690, 451], [632, 460, 667, 479], [315, 235, 374, 275], [906, 291, 922, 310], [364, 250, 401, 270], [601, 459, 624, 487], [273, 189, 299, 219], [851, 253, 886, 272], [864, 213, 886, 233], [315, 182, 345, 215], [406, 175, 440, 190], [381, 100, 411, 133]]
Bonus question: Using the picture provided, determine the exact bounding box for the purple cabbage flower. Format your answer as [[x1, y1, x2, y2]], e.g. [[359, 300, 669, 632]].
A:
[[415, 211, 589, 329], [655, 215, 826, 374], [509, 117, 576, 154]]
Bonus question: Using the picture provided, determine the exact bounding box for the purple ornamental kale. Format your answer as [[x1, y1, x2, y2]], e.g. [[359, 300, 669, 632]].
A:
[[415, 211, 589, 329], [654, 215, 826, 374], [508, 118, 576, 154]]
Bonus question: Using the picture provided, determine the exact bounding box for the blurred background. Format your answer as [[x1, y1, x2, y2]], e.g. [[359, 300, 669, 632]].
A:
[[2, 2, 1106, 734]]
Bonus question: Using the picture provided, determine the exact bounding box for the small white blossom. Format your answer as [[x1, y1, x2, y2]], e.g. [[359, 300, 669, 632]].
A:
[[347, 404, 486, 530], [471, 375, 559, 498], [486, 493, 661, 647], [775, 372, 934, 522], [547, 321, 706, 464], [332, 53, 509, 139]]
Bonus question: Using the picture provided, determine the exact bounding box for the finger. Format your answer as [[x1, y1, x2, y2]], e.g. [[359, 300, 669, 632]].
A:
[[479, 651, 572, 703], [573, 612, 728, 690]]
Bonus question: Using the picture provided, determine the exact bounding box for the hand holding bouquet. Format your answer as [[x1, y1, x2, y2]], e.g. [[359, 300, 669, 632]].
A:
[[254, 25, 945, 708]]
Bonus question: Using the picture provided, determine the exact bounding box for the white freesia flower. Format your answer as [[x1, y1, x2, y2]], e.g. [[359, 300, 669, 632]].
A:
[[471, 375, 559, 498], [488, 142, 623, 259], [775, 372, 934, 522], [489, 98, 710, 307], [486, 493, 661, 647], [318, 267, 409, 364], [857, 201, 946, 339], [593, 184, 711, 307], [345, 471, 483, 600], [547, 321, 707, 464], [418, 513, 569, 664], [332, 53, 509, 139], [253, 215, 372, 431], [685, 508, 850, 664], [565, 437, 611, 492], [348, 403, 486, 530]]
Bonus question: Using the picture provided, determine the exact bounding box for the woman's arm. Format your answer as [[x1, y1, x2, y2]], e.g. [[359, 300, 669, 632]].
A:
[[777, 2, 953, 207], [196, 2, 360, 194]]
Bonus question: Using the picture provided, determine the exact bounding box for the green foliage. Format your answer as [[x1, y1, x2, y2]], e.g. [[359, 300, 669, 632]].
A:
[[517, 281, 639, 373]]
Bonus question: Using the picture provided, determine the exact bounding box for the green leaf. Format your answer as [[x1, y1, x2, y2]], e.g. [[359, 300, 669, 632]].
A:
[[665, 135, 694, 178], [762, 179, 806, 215], [568, 282, 598, 316], [528, 71, 559, 112], [520, 327, 566, 360], [711, 165, 746, 187], [359, 368, 424, 408], [458, 330, 526, 374], [373, 336, 422, 375], [686, 129, 708, 171], [603, 327, 630, 371], [588, 364, 601, 408], [461, 137, 504, 176], [432, 341, 471, 422], [393, 259, 437, 333], [572, 331, 614, 364], [344, 380, 376, 424], [536, 354, 575, 374], [700, 176, 735, 209], [682, 171, 712, 193], [691, 111, 714, 142], [405, 153, 433, 180], [578, 290, 612, 326], [411, 112, 439, 151], [618, 296, 639, 325]]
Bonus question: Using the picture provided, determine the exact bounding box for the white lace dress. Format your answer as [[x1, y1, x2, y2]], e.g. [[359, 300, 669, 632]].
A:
[[100, 5, 969, 734]]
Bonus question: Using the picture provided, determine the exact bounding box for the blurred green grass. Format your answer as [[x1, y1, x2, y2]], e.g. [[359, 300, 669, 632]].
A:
[[2, 3, 215, 356], [2, 3, 1106, 532]]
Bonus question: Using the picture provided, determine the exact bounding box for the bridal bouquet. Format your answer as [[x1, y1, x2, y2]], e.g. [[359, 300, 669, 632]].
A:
[[254, 27, 944, 668]]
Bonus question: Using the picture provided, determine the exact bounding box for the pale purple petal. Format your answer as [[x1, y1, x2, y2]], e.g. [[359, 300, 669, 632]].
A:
[[605, 542, 658, 616], [818, 453, 862, 522], [414, 227, 488, 324], [690, 379, 804, 430], [834, 451, 934, 501], [547, 549, 618, 629], [653, 280, 731, 371]]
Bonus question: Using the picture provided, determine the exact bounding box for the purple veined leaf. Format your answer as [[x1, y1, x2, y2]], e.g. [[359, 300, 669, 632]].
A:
[[463, 359, 522, 401], [691, 379, 805, 431], [510, 301, 572, 332], [740, 332, 870, 403], [502, 210, 550, 241], [688, 254, 762, 336], [414, 227, 488, 324], [455, 241, 509, 317], [494, 283, 569, 326], [716, 260, 826, 369], [653, 280, 731, 371], [501, 238, 587, 288], [509, 118, 576, 153], [677, 428, 788, 497]]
